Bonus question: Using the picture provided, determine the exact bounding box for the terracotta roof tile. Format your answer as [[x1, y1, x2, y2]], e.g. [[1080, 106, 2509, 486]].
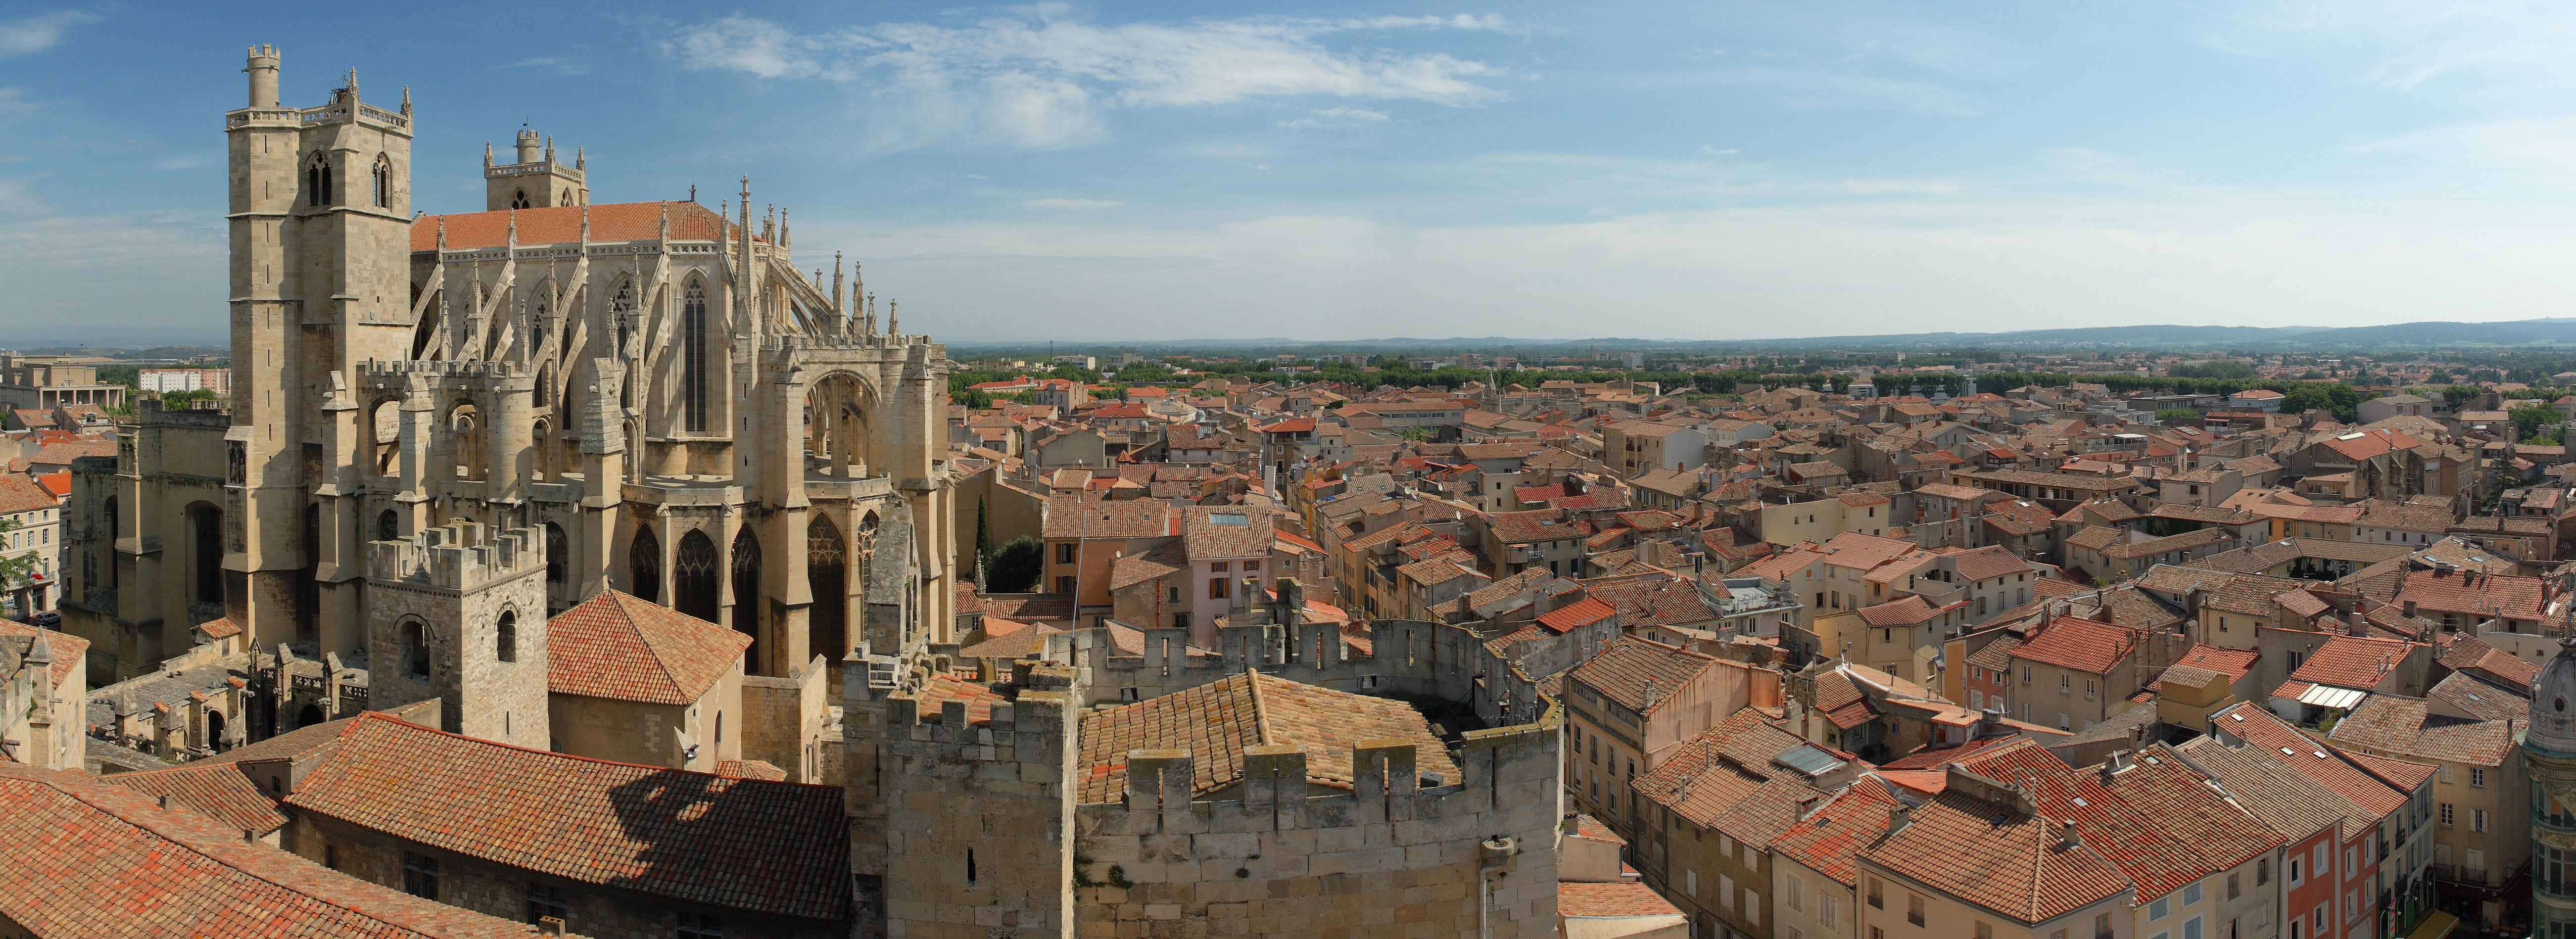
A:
[[0, 763, 552, 938], [1557, 881, 1687, 919], [286, 713, 849, 920], [546, 591, 750, 706], [414, 200, 747, 252], [101, 762, 292, 835], [1535, 597, 1617, 634], [1074, 671, 1458, 803], [1569, 637, 1724, 714], [2008, 616, 2140, 676]]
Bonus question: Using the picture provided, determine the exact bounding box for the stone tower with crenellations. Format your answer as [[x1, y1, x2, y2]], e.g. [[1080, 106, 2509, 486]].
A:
[[362, 518, 549, 749]]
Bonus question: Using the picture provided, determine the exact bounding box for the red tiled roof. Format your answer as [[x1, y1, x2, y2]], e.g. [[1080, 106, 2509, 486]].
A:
[[0, 762, 551, 938], [2286, 635, 2415, 690], [712, 759, 789, 781], [0, 474, 59, 514], [1535, 597, 1617, 634], [101, 762, 290, 835], [196, 617, 243, 640], [1073, 671, 1458, 803], [1768, 775, 1903, 886], [1556, 881, 1686, 919], [546, 590, 750, 706], [412, 200, 749, 252], [1570, 637, 1724, 715], [286, 713, 850, 920], [2010, 616, 2140, 676]]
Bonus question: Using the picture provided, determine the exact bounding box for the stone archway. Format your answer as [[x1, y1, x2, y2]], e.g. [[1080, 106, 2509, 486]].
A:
[[629, 526, 662, 603]]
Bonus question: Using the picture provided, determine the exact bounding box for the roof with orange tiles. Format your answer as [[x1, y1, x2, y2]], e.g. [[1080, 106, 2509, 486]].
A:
[[1580, 575, 1725, 630], [195, 616, 242, 640], [712, 759, 789, 782], [1631, 708, 1827, 843], [1985, 740, 2279, 905], [0, 473, 59, 515], [1878, 734, 2021, 770], [1492, 507, 1579, 544], [1569, 812, 1626, 845], [2286, 634, 2416, 691], [0, 762, 554, 938], [1042, 495, 1179, 539], [2439, 636, 2541, 688], [413, 200, 749, 252], [1556, 881, 1688, 919], [1569, 637, 1726, 715], [2008, 616, 2141, 676], [917, 673, 1010, 725], [1535, 597, 1618, 634], [1856, 751, 2133, 922], [1857, 595, 1945, 627], [2390, 567, 2546, 620], [546, 590, 750, 706], [2170, 735, 2368, 845], [2341, 749, 2438, 793], [2216, 703, 2410, 815], [0, 619, 84, 689], [283, 713, 849, 920], [957, 619, 1059, 661], [2314, 428, 2423, 463], [979, 592, 1075, 622], [1811, 531, 1920, 571], [23, 440, 113, 468], [1949, 545, 2033, 582], [2327, 694, 2516, 768], [1769, 775, 1904, 886], [1073, 670, 1458, 803], [2168, 644, 2260, 682], [1184, 508, 1273, 559], [101, 762, 291, 835], [33, 470, 70, 497], [1106, 540, 1190, 592]]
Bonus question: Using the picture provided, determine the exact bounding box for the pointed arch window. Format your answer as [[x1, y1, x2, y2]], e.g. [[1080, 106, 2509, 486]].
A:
[[681, 278, 709, 432], [630, 526, 662, 603], [307, 152, 334, 207], [545, 522, 567, 585], [496, 610, 518, 663], [372, 155, 391, 208], [511, 188, 530, 210], [731, 527, 763, 673], [808, 515, 847, 665], [673, 530, 720, 622]]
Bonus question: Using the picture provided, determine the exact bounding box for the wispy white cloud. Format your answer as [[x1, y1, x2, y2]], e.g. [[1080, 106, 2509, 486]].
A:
[[1021, 197, 1123, 209], [498, 56, 591, 76], [0, 10, 96, 57], [663, 6, 1510, 152], [1278, 106, 1389, 129], [1699, 66, 1987, 115]]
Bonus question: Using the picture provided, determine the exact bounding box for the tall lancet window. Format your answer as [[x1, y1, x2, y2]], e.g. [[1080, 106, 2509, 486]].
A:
[[307, 152, 334, 207], [511, 188, 530, 210], [372, 155, 391, 208], [681, 278, 709, 432]]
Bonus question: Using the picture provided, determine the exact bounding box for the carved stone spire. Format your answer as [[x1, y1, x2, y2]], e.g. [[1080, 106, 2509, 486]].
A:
[[483, 141, 493, 170]]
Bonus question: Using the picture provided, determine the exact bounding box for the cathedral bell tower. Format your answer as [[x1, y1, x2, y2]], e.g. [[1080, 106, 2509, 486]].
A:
[[483, 127, 588, 211], [224, 47, 416, 651]]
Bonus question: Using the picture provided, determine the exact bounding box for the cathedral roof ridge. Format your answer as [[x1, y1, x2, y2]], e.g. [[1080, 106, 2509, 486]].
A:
[[412, 199, 753, 253]]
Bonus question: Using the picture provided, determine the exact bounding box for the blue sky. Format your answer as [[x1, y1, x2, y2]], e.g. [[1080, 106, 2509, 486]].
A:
[[8, 1, 2576, 344]]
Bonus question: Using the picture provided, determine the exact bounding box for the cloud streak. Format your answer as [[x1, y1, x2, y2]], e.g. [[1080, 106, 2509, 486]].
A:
[[663, 7, 1510, 151], [0, 10, 96, 57]]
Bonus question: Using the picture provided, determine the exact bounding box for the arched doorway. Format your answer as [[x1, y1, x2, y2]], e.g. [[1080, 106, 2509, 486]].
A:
[[448, 402, 482, 480], [205, 709, 228, 753], [629, 527, 662, 603], [673, 530, 719, 622], [808, 515, 846, 666], [544, 522, 568, 589], [296, 704, 324, 729], [730, 527, 762, 672]]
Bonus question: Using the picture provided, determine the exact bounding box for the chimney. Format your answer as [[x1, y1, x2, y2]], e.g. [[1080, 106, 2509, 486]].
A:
[[2403, 600, 2419, 619], [1888, 802, 1913, 835], [2349, 611, 2369, 637], [2059, 819, 2082, 849], [1642, 678, 1661, 710], [2101, 751, 2125, 781]]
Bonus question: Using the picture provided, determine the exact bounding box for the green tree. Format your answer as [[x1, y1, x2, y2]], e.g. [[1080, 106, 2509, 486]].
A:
[[986, 535, 1045, 593], [952, 388, 993, 409], [2154, 409, 2202, 424], [2511, 401, 2563, 442], [1828, 374, 1851, 395], [2440, 385, 2483, 408], [975, 496, 993, 562]]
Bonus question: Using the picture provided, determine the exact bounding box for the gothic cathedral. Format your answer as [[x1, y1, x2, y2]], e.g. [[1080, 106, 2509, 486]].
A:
[[58, 47, 957, 742]]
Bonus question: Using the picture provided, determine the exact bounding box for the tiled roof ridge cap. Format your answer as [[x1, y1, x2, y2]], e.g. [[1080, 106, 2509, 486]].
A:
[[27, 766, 461, 936], [331, 710, 838, 790], [1246, 670, 1277, 749]]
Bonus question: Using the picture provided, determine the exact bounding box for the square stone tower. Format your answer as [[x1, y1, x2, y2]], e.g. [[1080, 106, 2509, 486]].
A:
[[362, 519, 550, 749], [483, 127, 587, 211], [224, 47, 418, 650]]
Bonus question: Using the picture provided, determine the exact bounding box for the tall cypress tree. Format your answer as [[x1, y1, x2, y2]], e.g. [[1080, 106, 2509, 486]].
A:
[[975, 496, 993, 562]]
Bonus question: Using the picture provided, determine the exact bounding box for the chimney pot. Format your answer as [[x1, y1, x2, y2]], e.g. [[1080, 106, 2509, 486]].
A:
[[2059, 819, 2081, 849]]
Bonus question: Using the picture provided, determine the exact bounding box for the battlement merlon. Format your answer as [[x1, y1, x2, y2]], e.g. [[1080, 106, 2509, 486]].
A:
[[364, 519, 545, 591]]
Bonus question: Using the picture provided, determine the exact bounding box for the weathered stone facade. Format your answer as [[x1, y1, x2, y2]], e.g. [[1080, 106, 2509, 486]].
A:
[[362, 519, 549, 749], [59, 47, 958, 750]]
